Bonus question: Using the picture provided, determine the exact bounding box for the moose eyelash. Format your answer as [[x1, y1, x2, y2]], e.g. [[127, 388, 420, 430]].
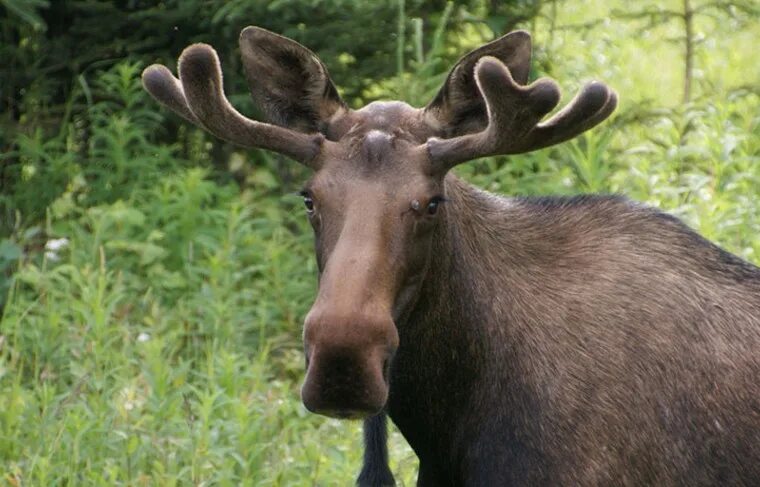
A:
[[412, 196, 448, 207]]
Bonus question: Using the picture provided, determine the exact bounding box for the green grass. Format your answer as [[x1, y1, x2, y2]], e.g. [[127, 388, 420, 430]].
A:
[[1, 170, 420, 485], [1, 0, 758, 484]]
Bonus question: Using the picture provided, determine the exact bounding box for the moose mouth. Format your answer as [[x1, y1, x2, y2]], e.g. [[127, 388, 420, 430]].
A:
[[320, 409, 373, 420], [301, 343, 395, 419]]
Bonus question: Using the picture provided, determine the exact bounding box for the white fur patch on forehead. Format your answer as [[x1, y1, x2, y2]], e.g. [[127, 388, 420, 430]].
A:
[[365, 130, 392, 144]]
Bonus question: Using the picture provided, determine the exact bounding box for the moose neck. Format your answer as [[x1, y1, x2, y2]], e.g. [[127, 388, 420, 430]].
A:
[[387, 174, 535, 478]]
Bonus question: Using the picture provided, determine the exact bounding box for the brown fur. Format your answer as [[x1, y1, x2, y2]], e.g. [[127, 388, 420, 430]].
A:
[[393, 178, 760, 484], [144, 27, 760, 486]]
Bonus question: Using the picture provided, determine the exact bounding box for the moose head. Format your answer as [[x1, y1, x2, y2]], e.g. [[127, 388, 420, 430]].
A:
[[142, 27, 616, 419]]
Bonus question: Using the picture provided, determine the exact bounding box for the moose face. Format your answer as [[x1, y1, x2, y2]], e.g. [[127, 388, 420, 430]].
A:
[[300, 115, 445, 417], [142, 26, 616, 419]]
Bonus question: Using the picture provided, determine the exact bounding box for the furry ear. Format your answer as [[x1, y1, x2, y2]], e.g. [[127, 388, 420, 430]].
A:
[[239, 26, 347, 134], [424, 31, 532, 137]]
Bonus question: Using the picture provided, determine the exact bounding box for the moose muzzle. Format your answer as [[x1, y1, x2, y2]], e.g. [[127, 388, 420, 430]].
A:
[[301, 310, 399, 418]]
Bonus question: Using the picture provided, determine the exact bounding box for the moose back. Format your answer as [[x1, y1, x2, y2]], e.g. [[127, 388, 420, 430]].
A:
[[143, 27, 760, 486]]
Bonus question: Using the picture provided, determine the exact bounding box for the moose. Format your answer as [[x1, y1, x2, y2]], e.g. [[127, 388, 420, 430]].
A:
[[143, 27, 760, 486]]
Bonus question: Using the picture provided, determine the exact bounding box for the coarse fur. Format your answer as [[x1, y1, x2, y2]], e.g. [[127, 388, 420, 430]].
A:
[[143, 27, 760, 486]]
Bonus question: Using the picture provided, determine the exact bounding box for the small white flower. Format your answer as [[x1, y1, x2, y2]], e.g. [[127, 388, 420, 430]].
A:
[[117, 385, 145, 414], [137, 332, 150, 342], [45, 238, 69, 252], [44, 251, 60, 262]]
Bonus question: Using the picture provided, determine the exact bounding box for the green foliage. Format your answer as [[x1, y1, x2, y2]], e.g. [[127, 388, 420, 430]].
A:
[[0, 0, 48, 30], [0, 0, 758, 484], [1, 169, 349, 484], [0, 0, 523, 138]]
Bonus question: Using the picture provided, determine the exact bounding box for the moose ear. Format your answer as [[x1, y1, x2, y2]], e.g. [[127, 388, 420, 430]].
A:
[[239, 27, 347, 134], [424, 31, 532, 137]]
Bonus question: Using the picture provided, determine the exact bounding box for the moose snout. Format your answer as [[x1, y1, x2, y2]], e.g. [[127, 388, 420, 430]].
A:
[[301, 311, 398, 419]]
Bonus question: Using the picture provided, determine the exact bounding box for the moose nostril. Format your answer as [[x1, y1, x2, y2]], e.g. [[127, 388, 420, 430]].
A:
[[382, 356, 391, 382]]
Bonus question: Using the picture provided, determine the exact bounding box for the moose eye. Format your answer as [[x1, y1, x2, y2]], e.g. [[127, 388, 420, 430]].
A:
[[299, 190, 315, 213], [427, 196, 446, 216], [303, 196, 315, 212]]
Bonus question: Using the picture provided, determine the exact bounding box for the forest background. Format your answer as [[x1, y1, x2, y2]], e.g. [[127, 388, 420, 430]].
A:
[[1, 0, 758, 484]]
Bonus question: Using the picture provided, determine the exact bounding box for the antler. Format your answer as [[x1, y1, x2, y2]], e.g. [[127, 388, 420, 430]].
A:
[[142, 43, 325, 165], [426, 56, 617, 171]]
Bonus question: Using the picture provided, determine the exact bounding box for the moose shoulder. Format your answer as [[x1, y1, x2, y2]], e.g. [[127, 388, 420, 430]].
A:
[[143, 27, 760, 486]]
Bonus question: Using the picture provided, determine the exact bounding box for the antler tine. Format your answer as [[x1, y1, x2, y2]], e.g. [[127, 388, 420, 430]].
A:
[[142, 64, 204, 127], [142, 44, 325, 165], [427, 56, 616, 171], [530, 82, 617, 149]]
